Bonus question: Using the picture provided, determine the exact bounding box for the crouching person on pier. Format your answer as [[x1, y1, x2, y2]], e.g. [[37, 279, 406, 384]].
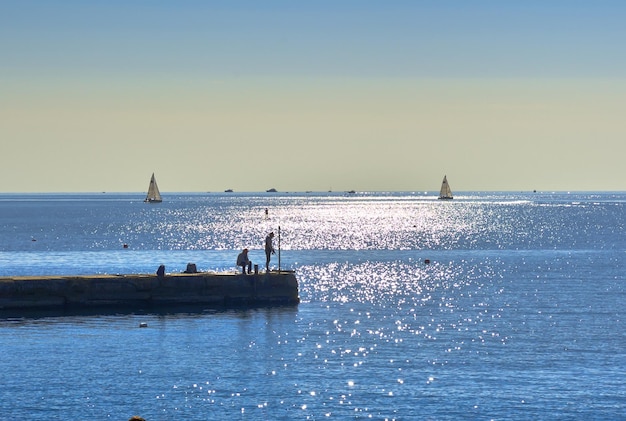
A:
[[236, 248, 252, 274]]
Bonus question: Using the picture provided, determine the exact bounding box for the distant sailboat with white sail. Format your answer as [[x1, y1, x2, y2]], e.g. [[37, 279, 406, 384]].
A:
[[438, 175, 453, 200], [144, 173, 162, 203]]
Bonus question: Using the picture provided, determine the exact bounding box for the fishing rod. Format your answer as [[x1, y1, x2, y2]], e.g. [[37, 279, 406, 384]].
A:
[[278, 225, 281, 272]]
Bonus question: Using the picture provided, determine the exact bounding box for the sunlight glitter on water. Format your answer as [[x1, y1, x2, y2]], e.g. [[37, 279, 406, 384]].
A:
[[299, 259, 472, 306], [43, 192, 547, 255]]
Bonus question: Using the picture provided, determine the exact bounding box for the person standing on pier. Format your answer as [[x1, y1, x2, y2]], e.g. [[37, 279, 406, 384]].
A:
[[265, 232, 275, 272]]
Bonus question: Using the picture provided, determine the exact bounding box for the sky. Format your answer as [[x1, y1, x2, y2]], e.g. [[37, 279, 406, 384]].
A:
[[1, 1, 625, 193]]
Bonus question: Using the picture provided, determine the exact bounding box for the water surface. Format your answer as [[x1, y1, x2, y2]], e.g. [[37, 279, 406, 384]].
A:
[[0, 191, 624, 419]]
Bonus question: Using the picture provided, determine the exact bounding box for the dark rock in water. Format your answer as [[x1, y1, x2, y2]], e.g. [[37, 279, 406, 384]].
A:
[[156, 265, 165, 277]]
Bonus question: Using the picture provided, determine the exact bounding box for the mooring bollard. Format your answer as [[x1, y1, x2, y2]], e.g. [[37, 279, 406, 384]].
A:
[[254, 264, 259, 274]]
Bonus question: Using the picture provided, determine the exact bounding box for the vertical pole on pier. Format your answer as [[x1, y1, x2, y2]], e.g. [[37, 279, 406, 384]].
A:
[[277, 225, 281, 272]]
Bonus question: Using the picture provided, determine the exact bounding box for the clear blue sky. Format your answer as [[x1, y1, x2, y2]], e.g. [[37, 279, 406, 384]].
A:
[[1, 1, 625, 192]]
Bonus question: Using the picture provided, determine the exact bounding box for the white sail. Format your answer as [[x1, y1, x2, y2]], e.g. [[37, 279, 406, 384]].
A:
[[144, 173, 162, 203], [438, 175, 453, 200]]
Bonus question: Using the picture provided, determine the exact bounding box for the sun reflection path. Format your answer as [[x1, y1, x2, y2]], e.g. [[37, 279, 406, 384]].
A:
[[299, 260, 472, 306], [296, 256, 509, 362], [111, 193, 555, 254]]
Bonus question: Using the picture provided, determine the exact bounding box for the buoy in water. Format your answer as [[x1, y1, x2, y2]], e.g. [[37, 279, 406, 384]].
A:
[[424, 259, 430, 264]]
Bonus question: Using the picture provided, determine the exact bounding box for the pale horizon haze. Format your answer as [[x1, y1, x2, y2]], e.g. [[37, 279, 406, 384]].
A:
[[1, 1, 625, 193]]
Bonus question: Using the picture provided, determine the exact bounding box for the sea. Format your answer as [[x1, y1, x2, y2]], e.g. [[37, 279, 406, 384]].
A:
[[0, 191, 624, 420]]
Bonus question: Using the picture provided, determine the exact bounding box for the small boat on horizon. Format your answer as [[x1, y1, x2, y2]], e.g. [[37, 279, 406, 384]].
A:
[[266, 188, 277, 193], [144, 173, 163, 203], [438, 175, 453, 200]]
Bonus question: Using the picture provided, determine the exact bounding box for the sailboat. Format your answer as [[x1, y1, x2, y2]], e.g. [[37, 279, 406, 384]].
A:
[[438, 175, 453, 200], [144, 173, 163, 203]]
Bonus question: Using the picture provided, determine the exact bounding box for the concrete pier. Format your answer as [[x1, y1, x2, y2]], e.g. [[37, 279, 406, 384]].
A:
[[0, 271, 299, 310]]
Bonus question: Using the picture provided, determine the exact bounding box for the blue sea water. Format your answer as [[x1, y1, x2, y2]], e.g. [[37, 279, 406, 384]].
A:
[[0, 191, 624, 420]]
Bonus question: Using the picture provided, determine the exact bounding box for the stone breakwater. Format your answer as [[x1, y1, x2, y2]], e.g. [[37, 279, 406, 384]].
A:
[[0, 271, 299, 310]]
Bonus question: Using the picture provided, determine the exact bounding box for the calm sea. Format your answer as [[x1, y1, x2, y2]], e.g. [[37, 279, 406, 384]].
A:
[[0, 191, 624, 420]]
